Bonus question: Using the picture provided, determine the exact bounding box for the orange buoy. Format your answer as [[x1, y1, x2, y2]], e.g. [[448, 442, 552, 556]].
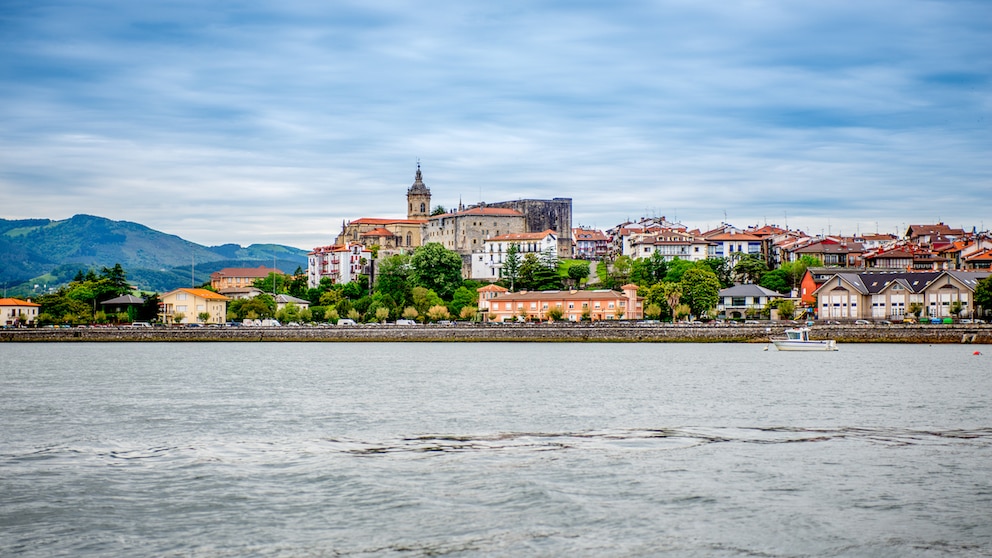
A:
[[974, 351, 983, 356]]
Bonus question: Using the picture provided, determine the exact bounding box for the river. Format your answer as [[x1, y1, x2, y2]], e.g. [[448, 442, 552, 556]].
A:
[[2, 342, 990, 556]]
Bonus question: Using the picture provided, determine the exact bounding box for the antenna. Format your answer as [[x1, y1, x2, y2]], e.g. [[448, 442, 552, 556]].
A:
[[191, 253, 195, 288]]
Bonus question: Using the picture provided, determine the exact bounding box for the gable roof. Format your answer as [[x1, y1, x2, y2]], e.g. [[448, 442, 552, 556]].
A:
[[431, 207, 524, 219], [489, 229, 557, 242], [162, 288, 230, 301], [0, 297, 40, 307], [210, 266, 282, 280], [349, 217, 427, 225], [100, 294, 145, 305], [719, 284, 786, 298]]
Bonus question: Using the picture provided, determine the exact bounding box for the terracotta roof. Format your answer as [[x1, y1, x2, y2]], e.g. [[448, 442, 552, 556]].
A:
[[360, 227, 397, 237], [210, 266, 282, 279], [489, 289, 639, 302], [490, 229, 556, 241], [350, 217, 427, 225], [164, 288, 230, 301], [477, 284, 509, 293], [0, 298, 40, 307], [706, 232, 763, 241]]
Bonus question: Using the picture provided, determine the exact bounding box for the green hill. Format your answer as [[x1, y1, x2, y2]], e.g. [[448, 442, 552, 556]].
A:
[[1, 215, 310, 295]]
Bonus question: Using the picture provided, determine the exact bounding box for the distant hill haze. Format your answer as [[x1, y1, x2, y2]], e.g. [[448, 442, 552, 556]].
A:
[[0, 214, 309, 294]]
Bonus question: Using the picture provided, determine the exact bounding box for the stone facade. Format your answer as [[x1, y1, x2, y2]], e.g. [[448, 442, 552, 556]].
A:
[[468, 198, 573, 258]]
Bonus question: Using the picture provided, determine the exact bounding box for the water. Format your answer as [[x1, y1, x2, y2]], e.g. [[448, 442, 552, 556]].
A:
[[2, 342, 991, 557]]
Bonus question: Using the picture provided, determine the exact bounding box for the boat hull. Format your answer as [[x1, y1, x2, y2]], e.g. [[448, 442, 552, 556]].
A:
[[772, 340, 838, 351]]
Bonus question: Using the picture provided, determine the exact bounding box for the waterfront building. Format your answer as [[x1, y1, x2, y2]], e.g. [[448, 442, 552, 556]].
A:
[[158, 288, 229, 324], [477, 284, 643, 322]]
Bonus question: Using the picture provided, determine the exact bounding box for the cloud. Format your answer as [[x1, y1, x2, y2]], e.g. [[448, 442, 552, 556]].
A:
[[1, 0, 989, 248]]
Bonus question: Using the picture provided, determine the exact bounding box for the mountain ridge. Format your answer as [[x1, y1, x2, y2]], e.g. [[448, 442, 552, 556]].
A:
[[1, 214, 310, 294]]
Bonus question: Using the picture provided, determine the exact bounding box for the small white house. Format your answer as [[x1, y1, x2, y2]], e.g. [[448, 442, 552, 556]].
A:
[[471, 229, 558, 281]]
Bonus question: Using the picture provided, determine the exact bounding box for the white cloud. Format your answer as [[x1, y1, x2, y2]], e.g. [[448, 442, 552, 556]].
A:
[[1, 0, 989, 248]]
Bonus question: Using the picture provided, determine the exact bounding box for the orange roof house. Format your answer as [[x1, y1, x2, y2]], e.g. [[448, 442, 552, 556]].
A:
[[158, 288, 230, 324], [477, 285, 642, 322], [0, 297, 41, 326]]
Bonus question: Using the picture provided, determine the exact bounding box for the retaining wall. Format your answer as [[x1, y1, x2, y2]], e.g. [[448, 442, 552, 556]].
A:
[[2, 323, 990, 344]]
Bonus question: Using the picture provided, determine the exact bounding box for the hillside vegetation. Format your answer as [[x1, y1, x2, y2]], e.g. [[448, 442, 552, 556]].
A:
[[1, 215, 309, 294]]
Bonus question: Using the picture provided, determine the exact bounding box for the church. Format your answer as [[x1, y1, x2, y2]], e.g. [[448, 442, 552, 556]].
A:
[[332, 164, 574, 278], [333, 164, 432, 254]]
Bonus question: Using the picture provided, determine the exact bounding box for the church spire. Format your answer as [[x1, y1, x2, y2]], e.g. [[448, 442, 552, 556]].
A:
[[406, 161, 431, 219]]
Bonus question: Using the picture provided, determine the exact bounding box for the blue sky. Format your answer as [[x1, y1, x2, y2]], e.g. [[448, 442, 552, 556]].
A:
[[1, 0, 989, 249]]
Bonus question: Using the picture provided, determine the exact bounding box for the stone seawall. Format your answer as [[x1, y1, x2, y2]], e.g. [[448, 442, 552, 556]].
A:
[[3, 323, 990, 344]]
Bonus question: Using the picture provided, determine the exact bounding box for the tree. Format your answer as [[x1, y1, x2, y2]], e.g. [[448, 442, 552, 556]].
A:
[[631, 252, 668, 286], [449, 286, 477, 317], [411, 243, 464, 300], [459, 306, 478, 320], [253, 272, 288, 294], [426, 305, 451, 322], [610, 255, 633, 287], [566, 262, 590, 287], [908, 302, 924, 319], [375, 254, 414, 308], [698, 258, 732, 287], [776, 299, 796, 320], [412, 286, 443, 316], [949, 300, 963, 319], [547, 306, 564, 321], [680, 266, 720, 318], [501, 243, 522, 291], [100, 263, 130, 295], [663, 258, 694, 283], [431, 205, 447, 216], [172, 312, 186, 325], [402, 306, 419, 321], [197, 311, 211, 323], [976, 276, 992, 318], [517, 253, 542, 291], [733, 254, 768, 284], [759, 269, 790, 295], [374, 306, 391, 323], [662, 282, 683, 322], [644, 303, 662, 320]]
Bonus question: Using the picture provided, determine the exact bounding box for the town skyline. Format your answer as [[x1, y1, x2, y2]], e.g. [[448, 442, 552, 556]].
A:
[[2, 1, 989, 249]]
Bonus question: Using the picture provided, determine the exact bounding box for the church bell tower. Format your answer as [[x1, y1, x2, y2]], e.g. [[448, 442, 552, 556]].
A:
[[406, 162, 432, 220]]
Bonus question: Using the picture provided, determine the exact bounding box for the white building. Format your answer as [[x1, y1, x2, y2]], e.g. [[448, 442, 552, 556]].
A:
[[471, 229, 558, 281], [308, 243, 372, 288]]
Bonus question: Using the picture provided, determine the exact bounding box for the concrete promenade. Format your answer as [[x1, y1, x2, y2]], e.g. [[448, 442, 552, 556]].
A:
[[2, 323, 990, 344]]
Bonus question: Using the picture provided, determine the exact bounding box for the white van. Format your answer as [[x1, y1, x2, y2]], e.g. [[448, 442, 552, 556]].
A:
[[337, 319, 357, 325], [395, 319, 416, 325]]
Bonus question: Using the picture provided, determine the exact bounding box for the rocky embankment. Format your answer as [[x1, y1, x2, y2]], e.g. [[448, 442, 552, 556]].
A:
[[2, 323, 990, 344]]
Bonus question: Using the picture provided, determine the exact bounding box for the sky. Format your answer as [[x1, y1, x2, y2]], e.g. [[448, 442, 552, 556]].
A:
[[1, 0, 989, 249]]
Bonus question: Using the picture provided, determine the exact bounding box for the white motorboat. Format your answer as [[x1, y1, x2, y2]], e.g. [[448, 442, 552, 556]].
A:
[[771, 327, 838, 351]]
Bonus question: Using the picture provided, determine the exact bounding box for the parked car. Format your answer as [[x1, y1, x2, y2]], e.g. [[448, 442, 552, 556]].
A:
[[876, 320, 892, 325], [337, 319, 357, 325], [129, 322, 152, 328], [854, 320, 871, 325], [395, 319, 416, 325]]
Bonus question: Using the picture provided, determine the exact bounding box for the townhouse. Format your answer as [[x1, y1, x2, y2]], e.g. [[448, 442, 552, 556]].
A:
[[810, 270, 990, 320], [477, 284, 643, 322], [572, 227, 609, 260], [307, 243, 372, 288]]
